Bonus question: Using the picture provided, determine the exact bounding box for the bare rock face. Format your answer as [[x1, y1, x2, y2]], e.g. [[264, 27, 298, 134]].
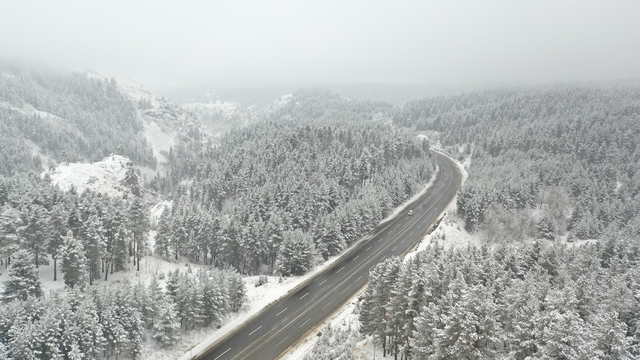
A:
[[122, 161, 141, 197]]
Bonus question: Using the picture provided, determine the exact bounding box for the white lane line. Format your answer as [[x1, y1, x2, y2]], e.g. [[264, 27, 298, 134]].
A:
[[322, 302, 331, 309], [410, 231, 414, 236], [336, 266, 345, 273], [319, 279, 327, 286], [366, 246, 372, 251], [214, 348, 231, 360], [300, 292, 309, 300], [392, 246, 397, 251], [354, 255, 359, 260], [276, 308, 288, 317], [356, 275, 363, 282], [299, 318, 311, 328], [248, 325, 262, 336], [274, 336, 289, 348]]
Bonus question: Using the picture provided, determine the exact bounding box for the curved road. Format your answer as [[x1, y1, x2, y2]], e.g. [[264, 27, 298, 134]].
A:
[[195, 151, 461, 360]]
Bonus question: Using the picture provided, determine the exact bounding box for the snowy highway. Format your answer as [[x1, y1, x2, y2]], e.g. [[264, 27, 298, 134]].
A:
[[194, 151, 461, 360]]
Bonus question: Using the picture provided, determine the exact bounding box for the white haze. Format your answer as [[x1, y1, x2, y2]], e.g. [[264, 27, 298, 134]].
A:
[[1, 0, 639, 89]]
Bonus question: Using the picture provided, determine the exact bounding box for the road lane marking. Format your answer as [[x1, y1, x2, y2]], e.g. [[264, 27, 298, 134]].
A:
[[274, 336, 289, 349], [356, 276, 363, 282], [337, 266, 345, 273], [353, 255, 359, 260], [319, 279, 327, 286], [214, 348, 231, 360], [322, 302, 331, 309], [410, 231, 414, 236], [366, 246, 372, 251], [276, 308, 288, 316], [392, 246, 397, 251], [300, 292, 309, 300], [249, 326, 262, 336], [299, 318, 311, 328]]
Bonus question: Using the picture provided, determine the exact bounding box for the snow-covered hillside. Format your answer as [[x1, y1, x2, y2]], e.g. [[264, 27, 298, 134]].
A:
[[81, 71, 204, 167], [180, 93, 292, 137], [43, 154, 138, 198]]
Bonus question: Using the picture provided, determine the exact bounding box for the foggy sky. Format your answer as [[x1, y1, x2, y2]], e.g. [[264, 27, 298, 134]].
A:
[[2, 0, 640, 89]]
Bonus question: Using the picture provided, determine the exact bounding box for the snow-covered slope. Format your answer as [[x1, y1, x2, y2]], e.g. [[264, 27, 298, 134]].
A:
[[80, 71, 204, 167], [43, 154, 137, 198], [180, 93, 292, 137]]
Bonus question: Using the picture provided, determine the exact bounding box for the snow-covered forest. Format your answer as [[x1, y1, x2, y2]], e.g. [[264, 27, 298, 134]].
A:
[[0, 64, 438, 359], [301, 82, 640, 359], [157, 89, 436, 275], [396, 83, 640, 241]]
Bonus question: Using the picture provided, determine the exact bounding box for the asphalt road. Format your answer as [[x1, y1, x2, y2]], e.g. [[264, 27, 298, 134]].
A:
[[195, 151, 461, 360]]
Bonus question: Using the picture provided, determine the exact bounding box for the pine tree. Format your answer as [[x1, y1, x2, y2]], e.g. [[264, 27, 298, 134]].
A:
[[61, 232, 87, 288], [276, 230, 316, 276], [78, 214, 104, 285], [102, 201, 128, 279], [0, 204, 22, 268], [68, 290, 105, 359], [227, 271, 246, 312], [20, 204, 52, 267], [48, 203, 68, 282], [128, 197, 150, 271], [154, 207, 172, 258], [2, 249, 43, 302], [165, 269, 181, 299], [152, 300, 180, 347]]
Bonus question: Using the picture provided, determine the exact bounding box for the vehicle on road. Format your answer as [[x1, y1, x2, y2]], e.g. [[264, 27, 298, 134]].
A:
[[408, 210, 413, 216]]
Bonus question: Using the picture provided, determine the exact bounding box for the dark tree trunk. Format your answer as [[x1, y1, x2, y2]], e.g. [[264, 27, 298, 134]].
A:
[[53, 258, 57, 281]]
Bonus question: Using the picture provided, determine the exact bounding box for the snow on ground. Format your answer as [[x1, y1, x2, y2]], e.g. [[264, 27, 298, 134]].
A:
[[150, 200, 171, 226], [143, 120, 175, 163], [42, 154, 133, 198], [0, 101, 62, 121]]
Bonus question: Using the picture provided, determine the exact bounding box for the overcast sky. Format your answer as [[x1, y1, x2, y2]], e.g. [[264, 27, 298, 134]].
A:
[[1, 0, 639, 89]]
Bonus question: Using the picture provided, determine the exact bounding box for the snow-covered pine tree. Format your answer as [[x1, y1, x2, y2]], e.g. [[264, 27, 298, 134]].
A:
[[48, 203, 69, 282], [276, 229, 315, 276], [0, 204, 21, 268], [78, 214, 105, 285], [227, 271, 246, 312], [152, 300, 180, 347], [154, 206, 172, 258], [61, 231, 87, 288], [128, 196, 150, 271], [67, 289, 105, 359], [2, 249, 43, 302], [19, 204, 52, 268]]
